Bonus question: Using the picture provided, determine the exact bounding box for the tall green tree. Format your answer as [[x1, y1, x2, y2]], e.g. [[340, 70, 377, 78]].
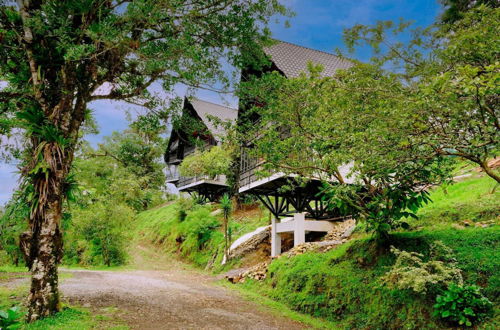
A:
[[440, 0, 499, 24], [344, 5, 499, 183], [239, 64, 451, 241], [0, 0, 287, 321]]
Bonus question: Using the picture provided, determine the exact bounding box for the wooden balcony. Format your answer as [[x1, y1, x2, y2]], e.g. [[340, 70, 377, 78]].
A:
[[177, 174, 228, 192], [165, 167, 180, 183]]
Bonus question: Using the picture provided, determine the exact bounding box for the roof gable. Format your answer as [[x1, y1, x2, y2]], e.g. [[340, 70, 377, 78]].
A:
[[188, 98, 238, 141], [263, 40, 352, 78]]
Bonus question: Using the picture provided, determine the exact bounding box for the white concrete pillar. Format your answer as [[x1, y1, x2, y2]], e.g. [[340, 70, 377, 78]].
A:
[[271, 217, 281, 257], [294, 212, 306, 247]]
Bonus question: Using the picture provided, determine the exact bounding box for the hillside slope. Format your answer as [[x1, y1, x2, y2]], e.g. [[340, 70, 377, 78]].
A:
[[136, 174, 499, 329]]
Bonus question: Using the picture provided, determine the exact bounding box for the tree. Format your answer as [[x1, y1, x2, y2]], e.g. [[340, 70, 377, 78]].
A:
[[343, 5, 499, 183], [238, 64, 451, 241], [440, 0, 499, 24], [75, 135, 166, 212], [0, 193, 28, 266], [90, 114, 168, 207], [178, 145, 234, 179], [0, 0, 287, 321]]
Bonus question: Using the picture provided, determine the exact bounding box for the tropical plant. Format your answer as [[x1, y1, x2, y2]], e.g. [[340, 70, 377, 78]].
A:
[[176, 197, 193, 222], [0, 0, 288, 320], [433, 284, 493, 327], [220, 194, 232, 260], [0, 306, 24, 329], [382, 242, 463, 295]]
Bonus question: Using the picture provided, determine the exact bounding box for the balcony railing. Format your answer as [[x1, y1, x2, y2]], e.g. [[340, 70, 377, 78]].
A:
[[239, 147, 269, 188], [177, 174, 227, 190], [184, 145, 196, 157], [165, 167, 180, 182]]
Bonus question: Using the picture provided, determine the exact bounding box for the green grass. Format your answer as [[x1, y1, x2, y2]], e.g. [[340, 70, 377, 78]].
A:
[[0, 283, 27, 311], [228, 175, 499, 329], [60, 264, 132, 272], [0, 265, 29, 273], [135, 201, 269, 273], [414, 175, 499, 227], [221, 280, 336, 329], [1, 288, 128, 330], [238, 226, 499, 329], [24, 308, 88, 329], [20, 306, 129, 329]]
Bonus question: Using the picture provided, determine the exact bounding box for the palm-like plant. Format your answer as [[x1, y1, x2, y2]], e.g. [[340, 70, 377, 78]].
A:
[[220, 194, 232, 260]]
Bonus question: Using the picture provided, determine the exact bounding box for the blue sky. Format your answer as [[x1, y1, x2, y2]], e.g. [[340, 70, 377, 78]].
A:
[[0, 0, 442, 205]]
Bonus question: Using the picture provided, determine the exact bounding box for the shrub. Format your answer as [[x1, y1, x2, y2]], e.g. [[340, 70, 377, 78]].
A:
[[176, 197, 193, 222], [178, 145, 233, 179], [0, 306, 24, 329], [66, 202, 133, 266], [179, 207, 221, 254], [382, 241, 463, 294], [433, 284, 493, 327]]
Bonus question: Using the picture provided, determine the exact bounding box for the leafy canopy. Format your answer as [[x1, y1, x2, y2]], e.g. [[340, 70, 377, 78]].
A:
[[343, 5, 499, 182]]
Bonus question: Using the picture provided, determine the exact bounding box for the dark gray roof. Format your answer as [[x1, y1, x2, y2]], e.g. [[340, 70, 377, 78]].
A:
[[188, 98, 238, 141], [264, 40, 352, 78]]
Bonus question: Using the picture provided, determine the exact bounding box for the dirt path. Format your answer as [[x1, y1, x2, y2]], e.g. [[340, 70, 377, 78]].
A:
[[59, 246, 306, 329]]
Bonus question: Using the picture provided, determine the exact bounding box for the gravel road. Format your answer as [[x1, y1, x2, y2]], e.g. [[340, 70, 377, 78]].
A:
[[60, 268, 306, 330]]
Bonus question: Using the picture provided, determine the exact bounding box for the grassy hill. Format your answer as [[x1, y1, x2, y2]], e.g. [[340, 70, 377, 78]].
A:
[[135, 200, 269, 272], [135, 172, 499, 329]]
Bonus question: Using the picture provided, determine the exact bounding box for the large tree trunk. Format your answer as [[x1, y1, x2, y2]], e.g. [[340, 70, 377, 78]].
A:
[[21, 138, 72, 322], [26, 199, 63, 322]]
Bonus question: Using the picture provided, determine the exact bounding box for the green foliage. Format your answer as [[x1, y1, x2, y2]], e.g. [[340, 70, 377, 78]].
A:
[[0, 306, 23, 329], [136, 202, 222, 268], [382, 242, 463, 295], [179, 145, 234, 179], [178, 207, 221, 260], [440, 0, 499, 24], [0, 192, 29, 266], [240, 62, 452, 240], [240, 225, 499, 329], [220, 194, 232, 220], [64, 202, 133, 266], [323, 183, 436, 240], [0, 0, 289, 317], [59, 125, 168, 267], [342, 6, 500, 183], [414, 175, 499, 227], [220, 194, 232, 259], [176, 197, 193, 222], [100, 128, 167, 193], [434, 284, 493, 327], [0, 125, 168, 268], [136, 200, 269, 272]]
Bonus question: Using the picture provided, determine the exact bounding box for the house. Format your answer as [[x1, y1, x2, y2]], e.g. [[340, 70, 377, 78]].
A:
[[164, 97, 238, 202], [165, 40, 354, 256], [238, 40, 353, 220]]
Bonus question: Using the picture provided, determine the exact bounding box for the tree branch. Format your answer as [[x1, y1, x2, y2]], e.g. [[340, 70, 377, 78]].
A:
[[90, 72, 160, 101], [16, 0, 46, 109]]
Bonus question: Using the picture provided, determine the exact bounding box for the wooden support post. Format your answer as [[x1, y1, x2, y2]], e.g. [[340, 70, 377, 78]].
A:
[[271, 217, 281, 257], [294, 212, 306, 247]]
